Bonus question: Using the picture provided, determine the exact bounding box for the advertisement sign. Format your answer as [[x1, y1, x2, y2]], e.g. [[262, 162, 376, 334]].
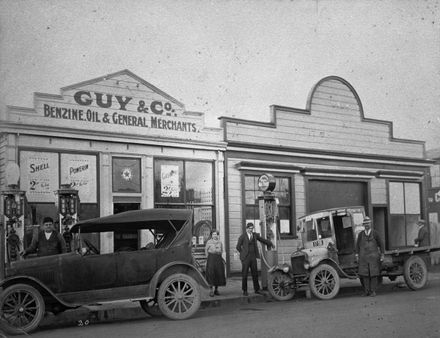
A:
[[61, 154, 97, 203], [20, 151, 59, 203], [161, 165, 180, 197], [112, 157, 141, 193]]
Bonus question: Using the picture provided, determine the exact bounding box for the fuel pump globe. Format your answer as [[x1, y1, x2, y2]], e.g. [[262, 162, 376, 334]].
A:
[[258, 174, 276, 192]]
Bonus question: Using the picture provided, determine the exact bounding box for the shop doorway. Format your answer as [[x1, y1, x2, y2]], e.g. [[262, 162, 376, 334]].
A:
[[113, 203, 140, 251]]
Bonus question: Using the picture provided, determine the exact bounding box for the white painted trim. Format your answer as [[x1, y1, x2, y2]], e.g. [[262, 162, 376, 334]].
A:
[[302, 172, 375, 179], [227, 146, 429, 167], [237, 166, 300, 174]]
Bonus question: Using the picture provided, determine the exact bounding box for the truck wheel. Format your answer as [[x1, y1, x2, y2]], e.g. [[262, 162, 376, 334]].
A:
[[139, 299, 163, 317], [404, 255, 428, 290], [268, 271, 295, 301], [309, 264, 340, 300], [0, 283, 45, 335], [158, 273, 201, 320]]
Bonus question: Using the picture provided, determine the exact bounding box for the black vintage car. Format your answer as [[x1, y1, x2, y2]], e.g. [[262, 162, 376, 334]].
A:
[[0, 208, 210, 334]]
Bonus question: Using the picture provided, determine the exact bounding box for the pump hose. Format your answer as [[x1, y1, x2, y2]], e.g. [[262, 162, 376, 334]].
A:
[[258, 226, 281, 269]]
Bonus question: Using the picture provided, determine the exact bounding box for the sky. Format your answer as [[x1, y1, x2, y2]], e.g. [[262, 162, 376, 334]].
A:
[[1, 0, 440, 151]]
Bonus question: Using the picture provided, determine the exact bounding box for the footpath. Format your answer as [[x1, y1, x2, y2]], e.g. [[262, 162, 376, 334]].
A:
[[40, 269, 440, 330]]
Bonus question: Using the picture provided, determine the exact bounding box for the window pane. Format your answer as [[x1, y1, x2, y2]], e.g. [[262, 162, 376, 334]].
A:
[[389, 182, 404, 214], [245, 191, 256, 205], [388, 215, 406, 248], [317, 216, 332, 238], [404, 183, 420, 214], [245, 176, 256, 191], [185, 162, 213, 204], [154, 160, 184, 203], [276, 178, 290, 205]]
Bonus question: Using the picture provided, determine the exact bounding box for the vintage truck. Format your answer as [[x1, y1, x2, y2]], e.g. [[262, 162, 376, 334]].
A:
[[268, 206, 440, 301]]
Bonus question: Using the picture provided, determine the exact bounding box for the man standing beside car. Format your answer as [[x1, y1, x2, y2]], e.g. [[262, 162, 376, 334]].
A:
[[236, 222, 273, 296], [21, 217, 67, 257], [355, 216, 384, 297]]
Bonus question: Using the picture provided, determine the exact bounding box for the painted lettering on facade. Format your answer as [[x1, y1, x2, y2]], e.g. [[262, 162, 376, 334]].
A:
[[42, 103, 199, 133]]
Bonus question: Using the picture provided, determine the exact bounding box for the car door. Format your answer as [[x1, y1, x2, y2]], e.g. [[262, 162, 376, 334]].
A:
[[59, 252, 118, 292]]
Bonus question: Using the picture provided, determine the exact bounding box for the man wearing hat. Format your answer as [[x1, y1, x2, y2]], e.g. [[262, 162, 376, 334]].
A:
[[236, 222, 273, 296], [414, 219, 429, 247], [21, 216, 67, 257], [355, 216, 384, 297]]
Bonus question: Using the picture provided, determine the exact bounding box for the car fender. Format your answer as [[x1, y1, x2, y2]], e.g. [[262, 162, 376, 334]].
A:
[[0, 275, 78, 308], [148, 261, 210, 298]]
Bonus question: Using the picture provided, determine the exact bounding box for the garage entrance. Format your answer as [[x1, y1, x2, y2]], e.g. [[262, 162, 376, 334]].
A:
[[308, 180, 367, 213]]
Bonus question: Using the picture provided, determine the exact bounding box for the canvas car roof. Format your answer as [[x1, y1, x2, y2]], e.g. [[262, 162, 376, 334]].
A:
[[70, 208, 192, 233]]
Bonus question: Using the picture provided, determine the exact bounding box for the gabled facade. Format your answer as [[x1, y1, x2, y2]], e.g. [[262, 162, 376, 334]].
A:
[[0, 70, 226, 253], [221, 76, 432, 273]]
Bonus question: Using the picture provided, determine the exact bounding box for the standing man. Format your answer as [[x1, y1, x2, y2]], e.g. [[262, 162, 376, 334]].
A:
[[414, 219, 429, 247], [236, 222, 273, 296], [22, 217, 67, 257], [355, 216, 384, 297]]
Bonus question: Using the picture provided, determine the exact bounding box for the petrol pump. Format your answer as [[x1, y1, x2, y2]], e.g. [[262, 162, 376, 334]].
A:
[[55, 184, 79, 252], [1, 185, 27, 263], [257, 173, 278, 289]]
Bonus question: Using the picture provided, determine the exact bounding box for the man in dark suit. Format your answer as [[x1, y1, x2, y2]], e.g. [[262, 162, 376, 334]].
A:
[[236, 222, 273, 296], [22, 217, 67, 257]]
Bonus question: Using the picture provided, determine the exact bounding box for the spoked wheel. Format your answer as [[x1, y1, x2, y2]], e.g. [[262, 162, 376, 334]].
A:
[[157, 274, 201, 320], [404, 255, 428, 290], [309, 264, 340, 300], [0, 283, 45, 335], [268, 271, 295, 301], [139, 299, 163, 317]]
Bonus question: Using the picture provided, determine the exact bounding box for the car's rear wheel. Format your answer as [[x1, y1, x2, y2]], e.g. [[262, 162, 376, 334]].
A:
[[404, 255, 428, 290], [0, 283, 45, 335], [268, 271, 295, 301], [309, 264, 340, 300], [139, 299, 163, 317], [157, 273, 201, 320]]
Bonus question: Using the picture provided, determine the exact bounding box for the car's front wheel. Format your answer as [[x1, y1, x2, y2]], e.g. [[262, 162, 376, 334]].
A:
[[157, 273, 201, 320], [0, 283, 45, 335], [268, 271, 295, 301], [309, 264, 340, 300]]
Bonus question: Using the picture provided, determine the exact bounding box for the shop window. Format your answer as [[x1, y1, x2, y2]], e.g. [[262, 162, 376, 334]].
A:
[[112, 157, 141, 193], [389, 182, 421, 248], [244, 175, 293, 238], [154, 159, 214, 243], [430, 165, 440, 188]]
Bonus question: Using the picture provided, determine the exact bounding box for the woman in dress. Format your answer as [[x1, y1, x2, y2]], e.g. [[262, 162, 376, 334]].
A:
[[205, 230, 226, 296]]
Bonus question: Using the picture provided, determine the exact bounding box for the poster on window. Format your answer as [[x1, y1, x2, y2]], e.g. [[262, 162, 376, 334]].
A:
[[161, 165, 180, 197], [112, 157, 141, 193], [20, 151, 59, 203], [61, 154, 97, 203]]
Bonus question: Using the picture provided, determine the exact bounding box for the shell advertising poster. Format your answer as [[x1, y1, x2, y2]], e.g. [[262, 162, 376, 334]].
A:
[[20, 151, 59, 203]]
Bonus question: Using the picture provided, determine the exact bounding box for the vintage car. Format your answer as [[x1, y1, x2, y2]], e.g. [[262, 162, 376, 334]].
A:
[[0, 208, 210, 334], [268, 206, 436, 301]]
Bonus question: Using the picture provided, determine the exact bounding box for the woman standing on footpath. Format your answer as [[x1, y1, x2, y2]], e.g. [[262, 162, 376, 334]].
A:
[[205, 230, 226, 297]]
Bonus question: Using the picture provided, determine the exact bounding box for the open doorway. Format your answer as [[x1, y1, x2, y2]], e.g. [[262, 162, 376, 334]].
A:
[[113, 203, 140, 251]]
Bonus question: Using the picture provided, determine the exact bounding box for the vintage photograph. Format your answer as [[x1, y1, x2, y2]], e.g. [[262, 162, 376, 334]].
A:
[[0, 0, 439, 337]]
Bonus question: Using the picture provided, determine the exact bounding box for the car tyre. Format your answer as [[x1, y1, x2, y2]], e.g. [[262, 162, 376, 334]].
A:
[[268, 271, 295, 301], [157, 273, 201, 320], [309, 264, 340, 300], [139, 299, 163, 317], [0, 283, 45, 335], [403, 255, 428, 290]]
